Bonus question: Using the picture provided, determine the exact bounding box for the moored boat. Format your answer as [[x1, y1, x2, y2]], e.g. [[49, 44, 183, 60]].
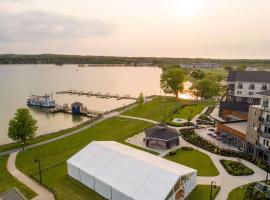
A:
[[27, 94, 56, 108]]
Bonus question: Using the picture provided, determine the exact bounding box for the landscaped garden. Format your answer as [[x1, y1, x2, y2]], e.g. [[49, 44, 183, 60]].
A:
[[228, 182, 270, 200], [180, 128, 268, 171], [165, 147, 219, 176], [186, 184, 220, 200], [0, 155, 36, 199], [15, 117, 153, 200], [220, 159, 254, 176]]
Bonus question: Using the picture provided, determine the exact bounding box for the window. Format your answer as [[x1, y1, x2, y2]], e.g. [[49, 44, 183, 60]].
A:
[[237, 91, 242, 95], [237, 83, 243, 89], [253, 111, 257, 117], [266, 115, 270, 122], [264, 139, 266, 145], [247, 98, 253, 103], [249, 92, 254, 95], [262, 84, 268, 90], [249, 84, 255, 90], [262, 99, 269, 108], [267, 140, 269, 146], [252, 122, 255, 128], [236, 97, 242, 102], [264, 126, 270, 134], [227, 96, 232, 101]]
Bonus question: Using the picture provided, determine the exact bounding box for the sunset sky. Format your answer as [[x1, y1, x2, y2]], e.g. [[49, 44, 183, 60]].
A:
[[0, 0, 270, 58]]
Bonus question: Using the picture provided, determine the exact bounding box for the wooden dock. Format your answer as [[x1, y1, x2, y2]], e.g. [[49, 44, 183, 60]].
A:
[[49, 105, 103, 118], [56, 90, 137, 100]]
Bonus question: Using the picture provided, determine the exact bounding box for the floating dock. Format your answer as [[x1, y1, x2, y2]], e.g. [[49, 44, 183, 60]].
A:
[[56, 90, 137, 100]]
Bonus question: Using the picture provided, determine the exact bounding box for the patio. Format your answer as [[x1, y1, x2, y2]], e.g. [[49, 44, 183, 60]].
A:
[[195, 127, 239, 151]]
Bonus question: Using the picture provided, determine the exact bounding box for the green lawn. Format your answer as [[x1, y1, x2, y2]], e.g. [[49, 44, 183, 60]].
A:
[[199, 68, 228, 79], [0, 120, 91, 153], [186, 185, 220, 200], [0, 155, 37, 199], [165, 149, 219, 176], [228, 184, 249, 200], [16, 117, 152, 200], [123, 97, 213, 121]]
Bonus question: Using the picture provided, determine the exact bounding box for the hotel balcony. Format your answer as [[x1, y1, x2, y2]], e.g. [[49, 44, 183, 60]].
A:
[[261, 131, 270, 140]]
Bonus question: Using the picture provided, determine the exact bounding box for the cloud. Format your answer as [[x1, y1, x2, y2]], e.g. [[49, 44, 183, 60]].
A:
[[0, 10, 114, 42]]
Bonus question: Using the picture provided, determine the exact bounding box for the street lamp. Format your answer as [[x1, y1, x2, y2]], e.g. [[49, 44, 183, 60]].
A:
[[210, 181, 216, 200], [34, 156, 42, 184]]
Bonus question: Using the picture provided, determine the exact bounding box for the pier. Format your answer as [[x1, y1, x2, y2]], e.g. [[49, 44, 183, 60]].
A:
[[56, 90, 137, 100], [49, 104, 103, 118]]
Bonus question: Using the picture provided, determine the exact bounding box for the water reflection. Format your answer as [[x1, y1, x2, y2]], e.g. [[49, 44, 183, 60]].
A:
[[178, 81, 196, 100]]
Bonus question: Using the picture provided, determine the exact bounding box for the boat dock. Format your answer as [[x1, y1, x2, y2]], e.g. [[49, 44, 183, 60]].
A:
[[49, 104, 103, 118], [56, 90, 137, 100]]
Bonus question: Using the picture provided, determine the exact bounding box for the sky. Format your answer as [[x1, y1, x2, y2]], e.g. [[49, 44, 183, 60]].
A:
[[0, 0, 270, 59]]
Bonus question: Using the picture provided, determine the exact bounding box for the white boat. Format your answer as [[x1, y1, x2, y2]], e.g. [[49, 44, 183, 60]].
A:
[[27, 94, 56, 108]]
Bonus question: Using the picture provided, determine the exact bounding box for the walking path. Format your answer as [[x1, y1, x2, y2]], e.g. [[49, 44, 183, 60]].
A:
[[118, 115, 159, 124], [0, 111, 120, 156], [119, 114, 266, 200], [7, 152, 54, 200]]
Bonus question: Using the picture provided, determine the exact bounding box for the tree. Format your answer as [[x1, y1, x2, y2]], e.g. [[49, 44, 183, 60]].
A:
[[190, 78, 219, 100], [191, 69, 205, 79], [160, 68, 185, 98], [138, 92, 144, 106], [236, 64, 247, 71], [8, 108, 38, 150], [223, 65, 233, 71]]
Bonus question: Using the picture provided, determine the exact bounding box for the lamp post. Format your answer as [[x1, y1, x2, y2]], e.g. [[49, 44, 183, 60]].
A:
[[34, 156, 42, 184], [210, 181, 216, 200]]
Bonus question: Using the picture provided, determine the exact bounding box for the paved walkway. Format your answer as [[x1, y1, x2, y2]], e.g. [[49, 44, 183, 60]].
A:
[[119, 115, 159, 124], [120, 114, 266, 200], [0, 111, 120, 156], [7, 152, 54, 200]]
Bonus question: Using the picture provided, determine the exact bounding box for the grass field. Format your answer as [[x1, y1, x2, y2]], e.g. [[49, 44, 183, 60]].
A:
[[227, 184, 248, 200], [199, 68, 228, 79], [165, 149, 219, 176], [186, 184, 220, 200], [16, 117, 152, 200], [123, 97, 214, 122], [0, 155, 37, 199], [0, 120, 91, 153]]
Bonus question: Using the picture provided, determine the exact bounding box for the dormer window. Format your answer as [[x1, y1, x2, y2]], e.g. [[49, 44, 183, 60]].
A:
[[237, 83, 243, 89], [249, 84, 255, 90]]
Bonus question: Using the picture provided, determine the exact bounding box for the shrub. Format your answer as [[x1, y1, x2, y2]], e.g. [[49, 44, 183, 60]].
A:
[[180, 128, 268, 172], [181, 146, 193, 151], [169, 150, 177, 156], [220, 159, 254, 176]]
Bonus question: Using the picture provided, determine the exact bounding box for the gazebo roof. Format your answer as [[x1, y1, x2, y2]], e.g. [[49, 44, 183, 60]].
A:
[[145, 125, 179, 141]]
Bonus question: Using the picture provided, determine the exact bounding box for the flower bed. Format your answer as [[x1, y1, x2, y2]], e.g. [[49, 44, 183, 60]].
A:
[[180, 128, 268, 171], [220, 159, 254, 176]]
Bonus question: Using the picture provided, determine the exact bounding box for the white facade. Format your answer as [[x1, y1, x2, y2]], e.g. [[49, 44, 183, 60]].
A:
[[252, 94, 270, 148], [229, 81, 270, 99], [67, 141, 197, 200]]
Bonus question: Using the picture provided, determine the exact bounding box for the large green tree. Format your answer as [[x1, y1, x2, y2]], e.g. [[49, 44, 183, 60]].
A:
[[190, 77, 219, 100], [160, 68, 185, 98], [8, 108, 38, 150]]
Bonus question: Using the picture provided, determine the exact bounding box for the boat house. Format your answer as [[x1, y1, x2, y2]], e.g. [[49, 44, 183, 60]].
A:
[[67, 141, 197, 200], [145, 123, 180, 150], [71, 102, 83, 114]]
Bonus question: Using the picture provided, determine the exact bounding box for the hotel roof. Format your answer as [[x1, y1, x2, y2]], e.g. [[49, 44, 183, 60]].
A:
[[227, 71, 270, 83]]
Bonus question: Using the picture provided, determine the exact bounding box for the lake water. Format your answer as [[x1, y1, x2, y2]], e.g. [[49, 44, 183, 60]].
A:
[[0, 65, 162, 144]]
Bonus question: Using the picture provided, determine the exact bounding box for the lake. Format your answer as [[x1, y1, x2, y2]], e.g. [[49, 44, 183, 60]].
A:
[[0, 65, 162, 144]]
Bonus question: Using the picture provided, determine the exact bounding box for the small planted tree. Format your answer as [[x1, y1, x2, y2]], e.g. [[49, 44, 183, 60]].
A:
[[138, 92, 144, 107], [8, 108, 38, 150]]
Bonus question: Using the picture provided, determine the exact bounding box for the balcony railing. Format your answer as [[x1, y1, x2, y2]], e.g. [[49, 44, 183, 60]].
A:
[[261, 132, 270, 140]]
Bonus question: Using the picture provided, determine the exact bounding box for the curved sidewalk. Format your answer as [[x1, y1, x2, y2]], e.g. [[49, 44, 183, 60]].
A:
[[7, 152, 54, 200], [120, 114, 266, 200]]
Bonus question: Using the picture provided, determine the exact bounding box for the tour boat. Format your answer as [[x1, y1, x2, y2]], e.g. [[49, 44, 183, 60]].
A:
[[27, 94, 56, 108]]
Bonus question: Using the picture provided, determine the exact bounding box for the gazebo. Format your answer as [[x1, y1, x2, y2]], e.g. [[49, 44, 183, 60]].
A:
[[145, 123, 180, 150]]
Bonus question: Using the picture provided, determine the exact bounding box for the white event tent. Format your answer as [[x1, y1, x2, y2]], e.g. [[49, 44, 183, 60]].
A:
[[67, 141, 197, 200]]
